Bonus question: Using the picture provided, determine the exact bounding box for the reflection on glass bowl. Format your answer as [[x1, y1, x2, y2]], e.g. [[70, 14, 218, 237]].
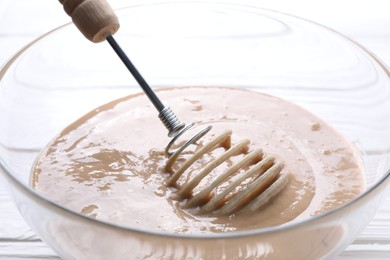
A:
[[1, 1, 390, 259]]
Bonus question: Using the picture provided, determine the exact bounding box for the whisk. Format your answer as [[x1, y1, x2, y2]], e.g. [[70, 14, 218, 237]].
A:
[[59, 0, 288, 215]]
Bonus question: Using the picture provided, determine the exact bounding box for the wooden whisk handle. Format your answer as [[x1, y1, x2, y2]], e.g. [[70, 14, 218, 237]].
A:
[[59, 0, 119, 43]]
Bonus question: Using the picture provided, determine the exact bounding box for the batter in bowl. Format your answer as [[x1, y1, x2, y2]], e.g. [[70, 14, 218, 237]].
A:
[[31, 87, 365, 233]]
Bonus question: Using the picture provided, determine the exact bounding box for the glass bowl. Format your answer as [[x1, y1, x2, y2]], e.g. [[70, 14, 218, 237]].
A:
[[1, 1, 390, 259]]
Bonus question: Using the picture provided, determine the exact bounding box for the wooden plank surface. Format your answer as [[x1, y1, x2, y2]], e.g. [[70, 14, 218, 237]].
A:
[[1, 0, 390, 259]]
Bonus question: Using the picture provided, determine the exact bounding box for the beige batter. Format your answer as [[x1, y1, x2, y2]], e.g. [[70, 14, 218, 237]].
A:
[[31, 87, 365, 234]]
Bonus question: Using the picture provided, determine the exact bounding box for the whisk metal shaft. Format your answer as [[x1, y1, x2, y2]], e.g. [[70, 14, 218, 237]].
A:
[[106, 35, 185, 136], [106, 35, 163, 111]]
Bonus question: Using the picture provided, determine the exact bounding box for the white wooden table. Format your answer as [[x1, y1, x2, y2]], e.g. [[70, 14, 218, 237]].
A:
[[1, 0, 390, 258]]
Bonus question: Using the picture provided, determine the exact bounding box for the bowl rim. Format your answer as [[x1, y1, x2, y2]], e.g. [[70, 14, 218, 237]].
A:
[[1, 0, 390, 239]]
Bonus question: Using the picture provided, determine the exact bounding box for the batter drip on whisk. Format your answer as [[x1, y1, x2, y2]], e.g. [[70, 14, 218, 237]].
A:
[[165, 129, 288, 215]]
